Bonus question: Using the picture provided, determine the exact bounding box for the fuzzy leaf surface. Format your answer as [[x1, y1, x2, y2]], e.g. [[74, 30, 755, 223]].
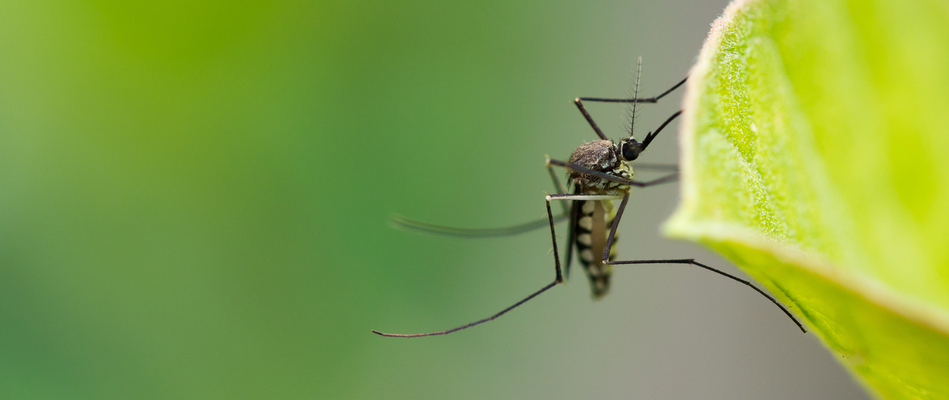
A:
[[665, 0, 949, 398]]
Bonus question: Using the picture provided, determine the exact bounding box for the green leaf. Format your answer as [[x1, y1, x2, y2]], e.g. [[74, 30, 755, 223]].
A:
[[663, 0, 949, 398]]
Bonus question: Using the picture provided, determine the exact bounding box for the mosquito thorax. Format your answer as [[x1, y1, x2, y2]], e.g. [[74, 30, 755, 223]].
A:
[[567, 140, 633, 191]]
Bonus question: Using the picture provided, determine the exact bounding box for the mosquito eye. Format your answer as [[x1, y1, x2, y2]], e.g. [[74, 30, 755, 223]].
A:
[[621, 141, 641, 161]]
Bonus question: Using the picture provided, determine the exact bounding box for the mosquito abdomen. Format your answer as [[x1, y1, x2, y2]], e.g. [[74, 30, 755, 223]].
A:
[[574, 199, 618, 298]]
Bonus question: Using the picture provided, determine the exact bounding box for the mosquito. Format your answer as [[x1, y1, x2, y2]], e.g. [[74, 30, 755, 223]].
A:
[[372, 67, 806, 338]]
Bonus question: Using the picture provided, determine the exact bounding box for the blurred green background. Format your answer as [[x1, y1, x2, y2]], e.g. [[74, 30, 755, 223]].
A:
[[0, 1, 868, 399]]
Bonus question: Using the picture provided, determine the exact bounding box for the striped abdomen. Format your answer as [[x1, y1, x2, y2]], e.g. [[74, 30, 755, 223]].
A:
[[573, 198, 619, 299]]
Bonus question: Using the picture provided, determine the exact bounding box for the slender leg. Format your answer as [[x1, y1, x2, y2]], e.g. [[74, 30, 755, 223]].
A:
[[546, 193, 625, 202], [371, 194, 578, 338], [564, 198, 578, 280], [574, 101, 683, 143], [547, 158, 679, 188], [594, 190, 806, 333], [602, 192, 630, 263], [546, 159, 574, 276], [606, 258, 807, 333], [371, 280, 559, 338], [391, 213, 570, 238], [575, 77, 685, 141], [547, 162, 569, 215], [574, 98, 609, 140], [579, 77, 687, 104], [392, 162, 575, 238], [548, 194, 625, 280], [630, 163, 679, 172], [547, 163, 568, 194]]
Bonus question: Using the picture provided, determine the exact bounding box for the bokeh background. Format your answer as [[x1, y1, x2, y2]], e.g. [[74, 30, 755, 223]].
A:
[[0, 1, 869, 399]]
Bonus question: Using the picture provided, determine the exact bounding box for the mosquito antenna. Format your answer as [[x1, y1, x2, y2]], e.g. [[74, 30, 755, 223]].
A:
[[627, 57, 643, 139]]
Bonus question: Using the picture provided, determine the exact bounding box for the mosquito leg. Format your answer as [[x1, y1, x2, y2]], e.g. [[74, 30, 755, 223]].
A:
[[590, 184, 803, 332], [564, 200, 577, 279], [370, 194, 583, 338], [391, 161, 575, 239], [632, 163, 679, 172], [391, 212, 570, 238], [578, 77, 687, 104], [573, 98, 609, 140], [547, 158, 678, 188], [546, 198, 566, 284], [576, 76, 685, 141], [548, 194, 624, 274], [370, 280, 559, 337], [629, 172, 679, 187], [546, 161, 569, 215], [546, 193, 621, 285], [545, 161, 575, 275], [546, 194, 624, 202], [601, 192, 630, 264], [606, 258, 807, 333], [547, 164, 567, 195], [545, 166, 570, 276]]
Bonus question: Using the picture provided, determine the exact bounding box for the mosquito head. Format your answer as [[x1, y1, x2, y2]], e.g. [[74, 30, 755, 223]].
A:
[[567, 139, 632, 190], [618, 137, 644, 161]]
